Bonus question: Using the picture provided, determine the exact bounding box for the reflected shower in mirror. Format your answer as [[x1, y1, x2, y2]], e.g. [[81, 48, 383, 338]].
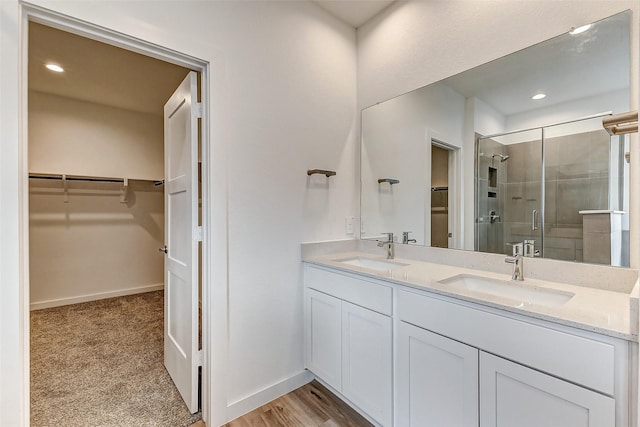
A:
[[360, 10, 631, 266], [476, 116, 629, 267]]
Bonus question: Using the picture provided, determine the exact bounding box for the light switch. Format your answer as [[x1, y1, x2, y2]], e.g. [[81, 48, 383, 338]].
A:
[[345, 216, 355, 234]]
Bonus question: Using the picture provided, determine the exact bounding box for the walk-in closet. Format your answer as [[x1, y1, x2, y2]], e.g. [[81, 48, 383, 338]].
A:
[[28, 22, 200, 426]]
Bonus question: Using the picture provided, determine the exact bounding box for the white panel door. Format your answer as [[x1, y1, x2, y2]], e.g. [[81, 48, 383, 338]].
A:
[[305, 288, 342, 391], [163, 71, 200, 413], [397, 322, 478, 427], [480, 352, 615, 427], [342, 301, 392, 427]]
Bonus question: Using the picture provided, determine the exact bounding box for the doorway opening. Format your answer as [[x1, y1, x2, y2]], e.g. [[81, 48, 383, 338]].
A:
[[26, 18, 207, 426], [430, 140, 457, 249]]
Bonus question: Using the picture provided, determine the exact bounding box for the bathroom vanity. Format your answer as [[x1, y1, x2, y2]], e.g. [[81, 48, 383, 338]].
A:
[[302, 240, 639, 427]]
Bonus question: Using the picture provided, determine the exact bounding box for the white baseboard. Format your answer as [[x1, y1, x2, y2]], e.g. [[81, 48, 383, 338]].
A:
[[30, 283, 164, 310], [226, 370, 314, 422]]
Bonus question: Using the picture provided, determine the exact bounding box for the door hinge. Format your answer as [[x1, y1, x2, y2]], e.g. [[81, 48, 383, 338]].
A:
[[197, 349, 203, 367], [194, 226, 203, 242], [195, 102, 203, 119]]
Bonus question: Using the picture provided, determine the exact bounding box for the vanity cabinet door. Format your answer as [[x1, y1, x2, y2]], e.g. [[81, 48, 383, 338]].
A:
[[305, 289, 342, 391], [480, 352, 615, 427], [342, 301, 392, 427], [397, 321, 479, 427]]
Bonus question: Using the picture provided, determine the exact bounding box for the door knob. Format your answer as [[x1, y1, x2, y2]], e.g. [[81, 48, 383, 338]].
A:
[[159, 246, 168, 254]]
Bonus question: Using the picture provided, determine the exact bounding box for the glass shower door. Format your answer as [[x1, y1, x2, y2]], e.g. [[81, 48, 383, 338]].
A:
[[476, 128, 543, 256]]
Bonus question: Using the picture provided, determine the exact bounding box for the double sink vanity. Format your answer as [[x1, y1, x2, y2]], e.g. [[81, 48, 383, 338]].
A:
[[301, 239, 639, 427], [302, 10, 638, 427]]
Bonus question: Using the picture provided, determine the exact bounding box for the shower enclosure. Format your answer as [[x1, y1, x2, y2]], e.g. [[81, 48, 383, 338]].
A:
[[475, 115, 629, 267]]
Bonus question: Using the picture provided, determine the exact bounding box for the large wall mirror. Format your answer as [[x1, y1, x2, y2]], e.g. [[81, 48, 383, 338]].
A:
[[361, 10, 631, 267]]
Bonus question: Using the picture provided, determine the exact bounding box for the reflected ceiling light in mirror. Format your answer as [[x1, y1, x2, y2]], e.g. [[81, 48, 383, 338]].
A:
[[569, 24, 592, 35], [45, 63, 64, 73], [532, 93, 546, 100]]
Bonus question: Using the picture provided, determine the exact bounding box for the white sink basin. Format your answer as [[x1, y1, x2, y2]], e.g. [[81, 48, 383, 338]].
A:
[[438, 274, 574, 308], [334, 256, 409, 272]]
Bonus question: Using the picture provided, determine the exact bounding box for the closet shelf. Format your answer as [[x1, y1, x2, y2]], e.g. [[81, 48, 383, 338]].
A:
[[28, 173, 163, 203], [29, 173, 125, 183], [28, 173, 162, 183]]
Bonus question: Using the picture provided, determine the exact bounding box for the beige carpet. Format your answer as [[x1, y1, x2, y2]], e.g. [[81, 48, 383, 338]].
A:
[[31, 291, 202, 427]]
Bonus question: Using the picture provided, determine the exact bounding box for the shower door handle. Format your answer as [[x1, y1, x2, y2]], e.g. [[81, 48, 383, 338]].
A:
[[532, 209, 538, 231]]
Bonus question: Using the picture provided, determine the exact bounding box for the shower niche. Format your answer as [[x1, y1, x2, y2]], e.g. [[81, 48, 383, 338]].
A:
[[488, 167, 498, 189]]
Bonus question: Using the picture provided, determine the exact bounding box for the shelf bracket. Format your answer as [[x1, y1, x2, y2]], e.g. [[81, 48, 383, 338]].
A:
[[62, 174, 69, 203], [120, 178, 129, 204]]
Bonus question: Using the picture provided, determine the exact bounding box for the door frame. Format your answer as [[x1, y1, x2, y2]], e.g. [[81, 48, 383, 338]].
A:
[[427, 134, 461, 249], [18, 4, 223, 425]]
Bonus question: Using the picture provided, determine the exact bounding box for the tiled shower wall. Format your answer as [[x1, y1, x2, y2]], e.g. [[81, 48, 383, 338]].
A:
[[542, 129, 610, 261], [476, 137, 507, 254]]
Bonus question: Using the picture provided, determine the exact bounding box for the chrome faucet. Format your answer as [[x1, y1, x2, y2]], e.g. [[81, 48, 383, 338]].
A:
[[505, 253, 524, 281], [402, 231, 417, 244], [377, 233, 395, 259]]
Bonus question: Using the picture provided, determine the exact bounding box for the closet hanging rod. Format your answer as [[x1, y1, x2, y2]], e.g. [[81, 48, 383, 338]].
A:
[[29, 173, 124, 183]]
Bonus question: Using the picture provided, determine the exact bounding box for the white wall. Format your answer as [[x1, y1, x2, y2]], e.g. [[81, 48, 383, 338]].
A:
[[473, 97, 506, 137], [506, 89, 630, 132], [0, 1, 357, 426], [357, 0, 639, 254], [29, 181, 164, 308], [28, 91, 164, 308], [29, 91, 164, 180], [218, 2, 356, 410], [0, 2, 25, 424], [361, 82, 465, 245]]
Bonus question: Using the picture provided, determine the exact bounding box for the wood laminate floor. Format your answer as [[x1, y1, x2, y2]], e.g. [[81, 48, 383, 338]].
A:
[[223, 380, 373, 427]]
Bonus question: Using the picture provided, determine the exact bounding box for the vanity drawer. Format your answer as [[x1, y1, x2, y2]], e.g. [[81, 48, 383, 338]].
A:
[[398, 289, 616, 396], [304, 265, 392, 315]]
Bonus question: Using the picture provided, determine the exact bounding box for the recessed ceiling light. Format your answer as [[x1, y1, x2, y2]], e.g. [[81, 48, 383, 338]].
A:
[[569, 24, 592, 35], [45, 64, 64, 73], [532, 93, 546, 100]]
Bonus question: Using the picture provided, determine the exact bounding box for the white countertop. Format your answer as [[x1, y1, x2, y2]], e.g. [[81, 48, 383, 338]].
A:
[[303, 250, 638, 341]]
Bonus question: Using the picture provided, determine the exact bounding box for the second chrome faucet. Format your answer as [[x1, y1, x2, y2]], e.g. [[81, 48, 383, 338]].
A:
[[377, 233, 395, 259], [402, 231, 417, 244]]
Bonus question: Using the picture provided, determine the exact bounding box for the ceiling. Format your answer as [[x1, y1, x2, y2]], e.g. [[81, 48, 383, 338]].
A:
[[29, 23, 191, 116], [312, 0, 395, 28], [29, 6, 628, 121], [28, 1, 395, 115], [442, 11, 629, 117]]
